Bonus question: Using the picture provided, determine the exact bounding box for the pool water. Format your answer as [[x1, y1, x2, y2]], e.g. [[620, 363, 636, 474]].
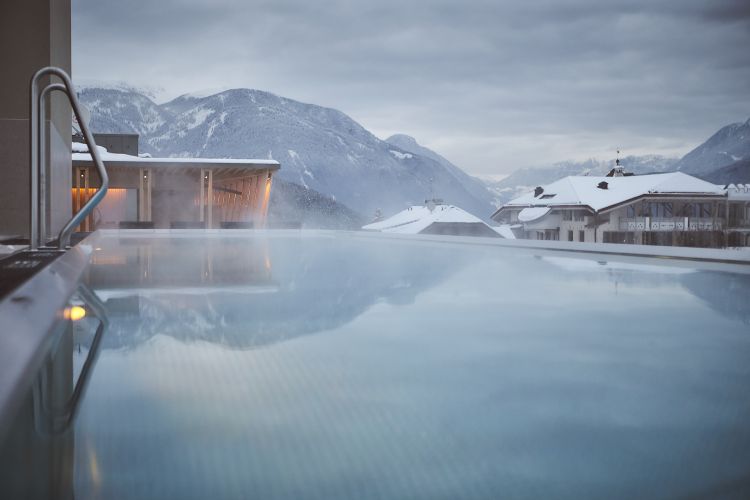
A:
[[72, 232, 750, 499]]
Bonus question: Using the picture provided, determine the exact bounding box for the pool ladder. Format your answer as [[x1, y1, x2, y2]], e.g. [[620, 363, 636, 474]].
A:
[[30, 66, 109, 250], [32, 283, 109, 436]]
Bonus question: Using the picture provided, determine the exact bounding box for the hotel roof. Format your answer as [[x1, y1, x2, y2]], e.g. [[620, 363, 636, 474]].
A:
[[72, 142, 280, 171], [363, 203, 510, 238], [494, 172, 725, 217]]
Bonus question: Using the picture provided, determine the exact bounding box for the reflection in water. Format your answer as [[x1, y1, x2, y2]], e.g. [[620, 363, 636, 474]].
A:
[[86, 237, 469, 349], [63, 235, 750, 499], [541, 255, 750, 325], [0, 283, 109, 500], [681, 272, 750, 324], [0, 323, 75, 499]]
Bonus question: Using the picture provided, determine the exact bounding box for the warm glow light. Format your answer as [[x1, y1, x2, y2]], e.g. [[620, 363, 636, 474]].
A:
[[87, 441, 102, 491], [64, 305, 86, 321]]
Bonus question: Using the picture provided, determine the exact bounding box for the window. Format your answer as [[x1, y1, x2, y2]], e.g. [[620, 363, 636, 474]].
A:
[[700, 203, 712, 218], [644, 202, 674, 218], [680, 203, 697, 217], [568, 230, 573, 241], [573, 211, 585, 221], [626, 205, 635, 218], [579, 230, 585, 242], [562, 210, 572, 221], [662, 202, 673, 218], [536, 231, 544, 240]]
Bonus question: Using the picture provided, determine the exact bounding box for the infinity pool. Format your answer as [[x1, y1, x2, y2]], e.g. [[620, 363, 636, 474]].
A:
[[59, 232, 750, 498]]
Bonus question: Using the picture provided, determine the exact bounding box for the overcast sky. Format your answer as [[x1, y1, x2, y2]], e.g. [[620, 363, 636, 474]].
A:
[[72, 0, 750, 176]]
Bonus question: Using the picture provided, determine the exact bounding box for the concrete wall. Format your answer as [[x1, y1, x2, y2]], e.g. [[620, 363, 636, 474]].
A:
[[93, 133, 139, 156], [0, 0, 72, 239]]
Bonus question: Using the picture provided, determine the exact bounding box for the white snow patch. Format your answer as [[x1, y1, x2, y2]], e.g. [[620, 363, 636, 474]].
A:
[[73, 144, 279, 166], [492, 224, 516, 239], [518, 207, 551, 222], [363, 204, 488, 234], [205, 113, 227, 142], [72, 142, 107, 154], [288, 149, 314, 179], [390, 150, 413, 160], [186, 107, 213, 129]]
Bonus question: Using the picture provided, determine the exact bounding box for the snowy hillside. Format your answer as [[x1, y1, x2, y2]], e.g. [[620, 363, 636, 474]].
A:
[[80, 87, 497, 220], [386, 134, 495, 209], [674, 117, 750, 176]]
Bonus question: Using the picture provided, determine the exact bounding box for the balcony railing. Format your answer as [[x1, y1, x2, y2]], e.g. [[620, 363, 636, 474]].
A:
[[618, 218, 723, 232]]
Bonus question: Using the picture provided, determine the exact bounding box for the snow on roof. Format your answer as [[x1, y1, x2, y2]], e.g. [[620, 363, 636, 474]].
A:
[[501, 172, 725, 213], [72, 142, 279, 167], [492, 224, 516, 239], [362, 204, 484, 234], [726, 184, 750, 200], [518, 207, 551, 222]]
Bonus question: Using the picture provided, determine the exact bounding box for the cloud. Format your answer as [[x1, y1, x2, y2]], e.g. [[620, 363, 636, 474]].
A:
[[72, 0, 750, 175]]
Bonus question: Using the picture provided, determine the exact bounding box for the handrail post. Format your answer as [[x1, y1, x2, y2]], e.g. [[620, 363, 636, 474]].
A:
[[30, 67, 108, 250], [37, 82, 66, 246], [29, 71, 41, 250]]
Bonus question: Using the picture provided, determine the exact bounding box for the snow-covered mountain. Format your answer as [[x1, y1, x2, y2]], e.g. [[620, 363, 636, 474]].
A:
[[674, 117, 750, 176], [483, 155, 679, 206], [79, 86, 170, 137], [80, 87, 496, 220], [702, 158, 750, 185], [385, 134, 494, 209]]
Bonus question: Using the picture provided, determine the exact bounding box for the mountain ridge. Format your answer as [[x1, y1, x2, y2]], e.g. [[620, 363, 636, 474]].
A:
[[673, 117, 750, 176], [81, 86, 497, 221], [79, 84, 750, 216]]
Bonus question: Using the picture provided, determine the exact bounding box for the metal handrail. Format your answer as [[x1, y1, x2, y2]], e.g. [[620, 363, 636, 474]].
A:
[[32, 283, 109, 436], [30, 66, 109, 250], [38, 82, 65, 246]]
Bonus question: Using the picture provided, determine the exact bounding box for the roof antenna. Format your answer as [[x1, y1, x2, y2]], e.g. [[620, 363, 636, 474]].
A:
[[612, 149, 624, 177]]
